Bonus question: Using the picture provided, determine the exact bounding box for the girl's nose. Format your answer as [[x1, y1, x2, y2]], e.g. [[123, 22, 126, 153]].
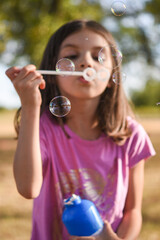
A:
[[79, 53, 93, 69]]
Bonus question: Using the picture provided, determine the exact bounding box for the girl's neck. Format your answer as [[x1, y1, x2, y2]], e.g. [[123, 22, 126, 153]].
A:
[[66, 98, 101, 140]]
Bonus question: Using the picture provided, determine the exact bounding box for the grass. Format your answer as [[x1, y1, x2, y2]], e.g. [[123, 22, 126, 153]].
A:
[[134, 106, 160, 117], [0, 109, 32, 240], [0, 138, 33, 240], [0, 108, 160, 239]]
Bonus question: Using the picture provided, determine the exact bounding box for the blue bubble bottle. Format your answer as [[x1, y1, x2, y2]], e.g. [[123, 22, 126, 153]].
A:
[[62, 194, 104, 237]]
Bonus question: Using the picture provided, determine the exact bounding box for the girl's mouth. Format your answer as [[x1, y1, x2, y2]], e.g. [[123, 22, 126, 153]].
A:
[[78, 76, 90, 83]]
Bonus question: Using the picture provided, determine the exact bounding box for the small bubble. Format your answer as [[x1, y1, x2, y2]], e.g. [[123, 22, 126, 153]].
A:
[[49, 96, 71, 117], [111, 1, 126, 17], [56, 58, 75, 72], [98, 45, 122, 69], [112, 71, 126, 84]]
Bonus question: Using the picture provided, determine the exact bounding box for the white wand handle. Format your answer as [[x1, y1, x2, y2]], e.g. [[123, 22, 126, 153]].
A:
[[37, 70, 83, 76], [37, 67, 96, 81]]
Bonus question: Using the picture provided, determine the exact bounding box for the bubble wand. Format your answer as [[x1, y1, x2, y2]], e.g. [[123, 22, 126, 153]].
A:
[[37, 67, 96, 82], [37, 67, 109, 82]]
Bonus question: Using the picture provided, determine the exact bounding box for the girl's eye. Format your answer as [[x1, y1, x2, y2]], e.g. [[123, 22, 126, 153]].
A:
[[65, 55, 78, 60], [93, 56, 99, 61]]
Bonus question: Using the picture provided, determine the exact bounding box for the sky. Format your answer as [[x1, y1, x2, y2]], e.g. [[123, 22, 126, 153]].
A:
[[0, 64, 21, 109]]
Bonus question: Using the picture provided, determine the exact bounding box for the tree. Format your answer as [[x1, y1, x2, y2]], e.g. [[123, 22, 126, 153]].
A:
[[0, 0, 103, 65], [0, 0, 159, 72], [131, 79, 160, 106]]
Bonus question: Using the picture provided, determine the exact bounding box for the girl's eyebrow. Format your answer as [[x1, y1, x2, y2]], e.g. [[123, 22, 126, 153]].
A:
[[61, 44, 79, 50], [61, 44, 104, 51]]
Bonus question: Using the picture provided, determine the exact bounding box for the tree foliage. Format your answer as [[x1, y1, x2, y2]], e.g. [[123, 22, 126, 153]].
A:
[[0, 0, 104, 65], [0, 0, 159, 70], [131, 79, 160, 106]]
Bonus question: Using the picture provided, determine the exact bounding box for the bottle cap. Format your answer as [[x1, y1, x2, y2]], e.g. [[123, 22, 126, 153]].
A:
[[64, 194, 81, 206]]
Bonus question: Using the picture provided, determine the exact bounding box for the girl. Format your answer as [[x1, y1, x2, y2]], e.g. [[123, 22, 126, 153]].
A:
[[6, 19, 155, 240]]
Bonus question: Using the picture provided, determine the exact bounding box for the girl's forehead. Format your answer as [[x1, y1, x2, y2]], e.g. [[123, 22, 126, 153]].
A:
[[61, 29, 108, 49]]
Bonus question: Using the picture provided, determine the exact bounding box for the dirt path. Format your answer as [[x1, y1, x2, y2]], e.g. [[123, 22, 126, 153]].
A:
[[138, 117, 160, 134]]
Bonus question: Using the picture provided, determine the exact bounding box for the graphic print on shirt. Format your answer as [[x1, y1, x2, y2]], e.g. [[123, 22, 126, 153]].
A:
[[56, 166, 118, 221]]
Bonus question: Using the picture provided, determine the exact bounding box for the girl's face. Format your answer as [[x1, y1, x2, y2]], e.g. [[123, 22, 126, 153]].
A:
[[56, 29, 113, 100]]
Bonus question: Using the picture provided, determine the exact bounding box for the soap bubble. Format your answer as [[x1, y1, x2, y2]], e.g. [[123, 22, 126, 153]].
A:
[[56, 58, 75, 72], [98, 45, 122, 69], [97, 68, 110, 82], [111, 1, 126, 16], [49, 96, 71, 117], [112, 71, 126, 84]]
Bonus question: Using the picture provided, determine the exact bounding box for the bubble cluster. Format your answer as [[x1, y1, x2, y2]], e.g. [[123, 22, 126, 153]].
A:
[[48, 42, 126, 117], [111, 1, 126, 16], [49, 96, 71, 117]]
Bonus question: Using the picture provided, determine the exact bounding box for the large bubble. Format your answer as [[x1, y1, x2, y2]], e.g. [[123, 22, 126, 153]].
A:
[[56, 58, 75, 72], [49, 96, 71, 117]]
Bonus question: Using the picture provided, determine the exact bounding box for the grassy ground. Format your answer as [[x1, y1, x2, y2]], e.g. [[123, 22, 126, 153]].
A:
[[0, 109, 33, 240], [0, 108, 159, 240]]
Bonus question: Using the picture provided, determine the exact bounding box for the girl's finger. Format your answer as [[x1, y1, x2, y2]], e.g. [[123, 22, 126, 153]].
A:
[[5, 65, 37, 82], [31, 78, 46, 90], [12, 71, 42, 91], [70, 237, 95, 240], [5, 66, 21, 81], [21, 70, 42, 82], [39, 79, 46, 89], [76, 238, 94, 240], [15, 64, 36, 80]]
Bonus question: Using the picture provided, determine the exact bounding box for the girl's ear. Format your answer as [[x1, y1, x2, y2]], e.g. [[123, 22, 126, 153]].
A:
[[107, 80, 112, 88], [107, 83, 111, 88], [107, 71, 113, 88]]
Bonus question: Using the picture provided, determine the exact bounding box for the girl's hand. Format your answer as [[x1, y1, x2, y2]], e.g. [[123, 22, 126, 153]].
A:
[[5, 65, 46, 108], [69, 221, 123, 240]]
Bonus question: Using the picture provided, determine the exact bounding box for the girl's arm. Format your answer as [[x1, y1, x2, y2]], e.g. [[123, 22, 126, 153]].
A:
[[14, 105, 43, 199], [6, 65, 45, 199], [116, 159, 144, 239]]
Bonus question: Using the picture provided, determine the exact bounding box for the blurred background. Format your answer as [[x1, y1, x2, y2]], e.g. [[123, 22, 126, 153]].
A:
[[0, 0, 159, 239]]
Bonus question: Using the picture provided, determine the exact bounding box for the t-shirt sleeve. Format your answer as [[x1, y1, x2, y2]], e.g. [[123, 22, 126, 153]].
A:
[[127, 119, 156, 168]]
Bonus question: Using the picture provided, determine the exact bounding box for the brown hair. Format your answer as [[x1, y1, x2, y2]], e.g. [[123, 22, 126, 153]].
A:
[[14, 19, 134, 145]]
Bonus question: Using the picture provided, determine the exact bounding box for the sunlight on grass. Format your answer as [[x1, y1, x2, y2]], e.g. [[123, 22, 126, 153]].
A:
[[0, 217, 31, 240]]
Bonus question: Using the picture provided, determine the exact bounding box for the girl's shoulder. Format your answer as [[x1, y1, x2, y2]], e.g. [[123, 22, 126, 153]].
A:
[[127, 117, 152, 149], [127, 116, 145, 135], [125, 116, 156, 165]]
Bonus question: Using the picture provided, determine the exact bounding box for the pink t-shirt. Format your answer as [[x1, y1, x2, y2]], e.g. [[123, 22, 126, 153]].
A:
[[31, 110, 155, 240]]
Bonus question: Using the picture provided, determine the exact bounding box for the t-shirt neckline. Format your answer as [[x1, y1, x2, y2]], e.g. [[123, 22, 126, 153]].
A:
[[63, 123, 107, 145]]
